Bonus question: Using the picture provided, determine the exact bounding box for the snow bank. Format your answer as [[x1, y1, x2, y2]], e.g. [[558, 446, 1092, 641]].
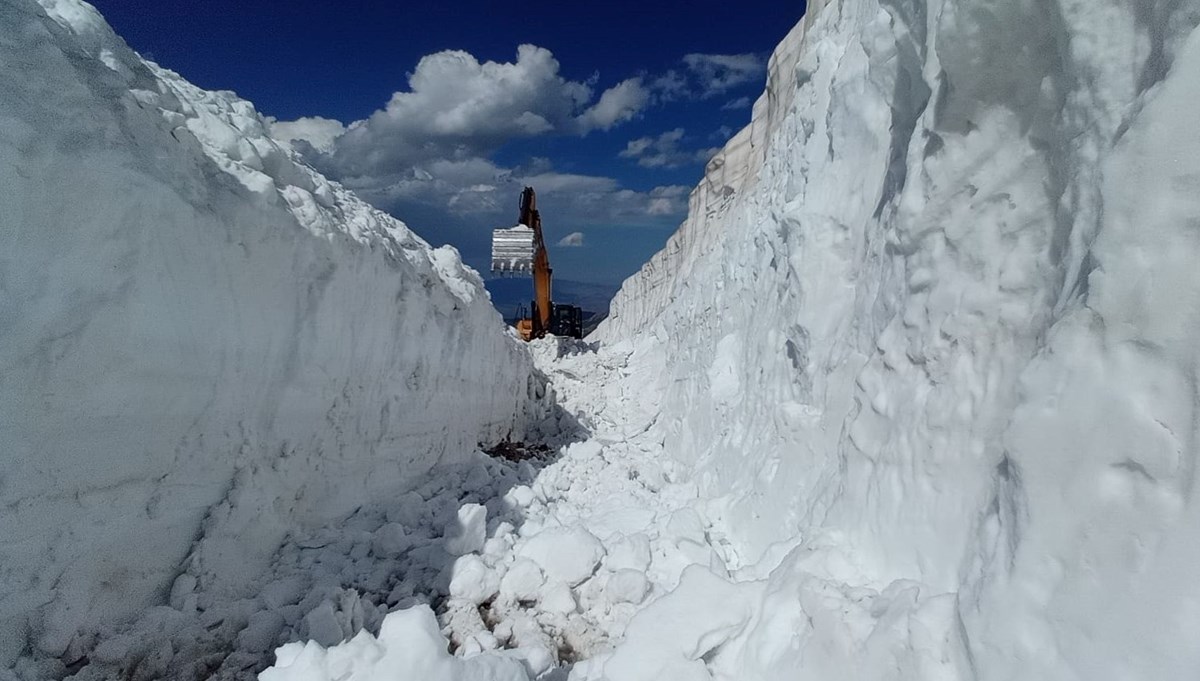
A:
[[596, 0, 1200, 677], [0, 0, 543, 665]]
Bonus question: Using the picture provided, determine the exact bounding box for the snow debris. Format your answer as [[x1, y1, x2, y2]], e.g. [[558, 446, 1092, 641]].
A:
[[259, 606, 531, 681], [250, 338, 725, 679]]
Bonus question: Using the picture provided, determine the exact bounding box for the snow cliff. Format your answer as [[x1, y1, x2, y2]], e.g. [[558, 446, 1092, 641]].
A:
[[0, 0, 542, 665], [597, 0, 1200, 677]]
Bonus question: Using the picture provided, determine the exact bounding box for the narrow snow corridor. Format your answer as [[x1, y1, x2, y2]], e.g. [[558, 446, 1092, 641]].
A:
[[7, 0, 1200, 679], [39, 337, 736, 680], [256, 336, 969, 681], [256, 337, 747, 680]]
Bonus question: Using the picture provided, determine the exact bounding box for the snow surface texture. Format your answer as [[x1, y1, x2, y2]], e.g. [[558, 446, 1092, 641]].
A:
[[0, 0, 550, 669], [594, 0, 1200, 678]]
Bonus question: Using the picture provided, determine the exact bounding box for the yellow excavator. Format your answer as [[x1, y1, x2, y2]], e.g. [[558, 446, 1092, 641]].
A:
[[491, 187, 583, 340]]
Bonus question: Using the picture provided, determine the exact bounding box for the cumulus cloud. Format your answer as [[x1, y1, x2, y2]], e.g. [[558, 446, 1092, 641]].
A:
[[577, 77, 651, 131], [309, 45, 653, 179], [278, 46, 766, 189], [619, 128, 721, 169], [269, 116, 346, 153], [557, 231, 585, 247], [682, 53, 765, 98], [339, 153, 688, 262], [267, 44, 705, 273]]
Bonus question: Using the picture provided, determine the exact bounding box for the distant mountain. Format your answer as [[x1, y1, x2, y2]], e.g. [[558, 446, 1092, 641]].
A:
[[484, 277, 619, 322]]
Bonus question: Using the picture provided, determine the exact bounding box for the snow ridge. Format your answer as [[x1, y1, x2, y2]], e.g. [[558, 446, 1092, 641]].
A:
[[1, 0, 545, 667]]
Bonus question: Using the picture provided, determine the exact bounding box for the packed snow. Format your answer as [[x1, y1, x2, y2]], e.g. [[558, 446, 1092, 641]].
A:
[[1, 0, 547, 672], [5, 0, 1200, 679], [595, 0, 1200, 677]]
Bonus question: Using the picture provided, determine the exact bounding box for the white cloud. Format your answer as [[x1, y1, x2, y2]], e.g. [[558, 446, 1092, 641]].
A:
[[269, 116, 346, 153], [577, 78, 650, 131], [619, 128, 720, 169], [682, 53, 765, 98], [266, 45, 705, 262], [285, 47, 767, 191], [720, 96, 752, 110], [517, 171, 618, 194], [557, 231, 585, 247], [514, 173, 688, 225], [343, 154, 687, 237], [650, 70, 689, 102], [642, 58, 762, 105], [321, 45, 653, 179]]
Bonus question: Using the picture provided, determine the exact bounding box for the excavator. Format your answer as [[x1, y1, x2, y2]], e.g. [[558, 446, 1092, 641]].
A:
[[491, 187, 583, 340]]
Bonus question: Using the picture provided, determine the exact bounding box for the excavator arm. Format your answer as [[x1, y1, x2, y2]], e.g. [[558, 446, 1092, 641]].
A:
[[494, 187, 583, 341], [519, 187, 554, 339]]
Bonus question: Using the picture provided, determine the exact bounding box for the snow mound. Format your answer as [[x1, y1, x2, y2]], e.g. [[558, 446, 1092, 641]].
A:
[[594, 0, 1200, 678], [0, 0, 545, 666], [260, 605, 532, 681]]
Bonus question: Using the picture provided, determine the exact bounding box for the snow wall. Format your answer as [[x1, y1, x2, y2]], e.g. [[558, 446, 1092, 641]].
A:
[[598, 0, 1200, 677], [0, 0, 544, 664]]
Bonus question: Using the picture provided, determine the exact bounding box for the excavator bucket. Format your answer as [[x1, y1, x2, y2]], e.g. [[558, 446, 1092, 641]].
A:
[[491, 224, 535, 275]]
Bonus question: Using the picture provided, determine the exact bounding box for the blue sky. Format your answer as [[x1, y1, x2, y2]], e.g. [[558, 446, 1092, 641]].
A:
[[91, 0, 807, 286]]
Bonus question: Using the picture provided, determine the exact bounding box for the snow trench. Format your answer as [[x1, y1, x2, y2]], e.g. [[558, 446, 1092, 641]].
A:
[[248, 4, 1200, 671], [0, 0, 552, 669], [6, 0, 1200, 679]]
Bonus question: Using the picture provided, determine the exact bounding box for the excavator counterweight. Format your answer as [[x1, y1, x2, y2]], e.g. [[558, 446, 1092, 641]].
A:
[[490, 187, 582, 341]]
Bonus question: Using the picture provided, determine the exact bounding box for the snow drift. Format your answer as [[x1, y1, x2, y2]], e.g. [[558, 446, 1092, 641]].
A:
[[0, 0, 543, 665], [595, 0, 1200, 677]]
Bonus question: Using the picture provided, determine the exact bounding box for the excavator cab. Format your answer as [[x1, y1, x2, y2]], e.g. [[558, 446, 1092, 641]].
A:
[[490, 187, 583, 341]]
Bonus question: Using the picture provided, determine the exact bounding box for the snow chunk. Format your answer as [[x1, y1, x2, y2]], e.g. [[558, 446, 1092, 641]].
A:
[[499, 558, 544, 603], [301, 601, 346, 648], [503, 485, 536, 510], [539, 582, 577, 615], [371, 523, 411, 558], [605, 569, 649, 605], [237, 610, 285, 653], [168, 573, 197, 611], [448, 555, 501, 605], [605, 533, 652, 572], [517, 526, 605, 587], [592, 566, 759, 681], [445, 504, 488, 556], [260, 605, 531, 680]]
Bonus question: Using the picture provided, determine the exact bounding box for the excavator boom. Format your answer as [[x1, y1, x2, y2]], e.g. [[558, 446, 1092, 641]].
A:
[[519, 188, 554, 339]]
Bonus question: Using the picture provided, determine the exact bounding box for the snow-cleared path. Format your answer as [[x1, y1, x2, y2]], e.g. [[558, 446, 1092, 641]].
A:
[[256, 337, 742, 680], [34, 337, 732, 681]]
